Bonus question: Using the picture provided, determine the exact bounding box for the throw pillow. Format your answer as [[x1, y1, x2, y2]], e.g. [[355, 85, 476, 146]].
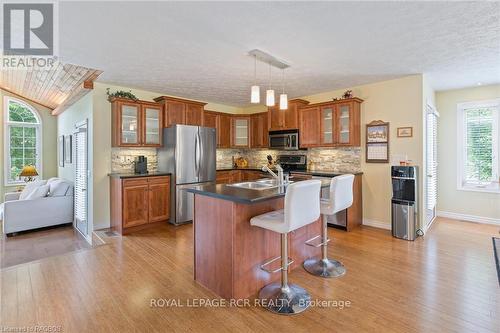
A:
[[48, 180, 70, 197], [24, 184, 50, 200], [19, 180, 47, 200]]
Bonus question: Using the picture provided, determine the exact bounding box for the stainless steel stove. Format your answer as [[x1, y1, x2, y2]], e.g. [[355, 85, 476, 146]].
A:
[[277, 154, 307, 173]]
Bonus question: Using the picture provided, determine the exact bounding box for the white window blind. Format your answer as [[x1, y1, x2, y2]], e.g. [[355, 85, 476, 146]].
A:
[[74, 126, 88, 235], [457, 99, 499, 192], [426, 109, 438, 210]]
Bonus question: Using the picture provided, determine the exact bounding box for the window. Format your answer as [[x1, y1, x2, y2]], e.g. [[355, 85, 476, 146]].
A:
[[4, 97, 42, 185], [457, 99, 499, 192]]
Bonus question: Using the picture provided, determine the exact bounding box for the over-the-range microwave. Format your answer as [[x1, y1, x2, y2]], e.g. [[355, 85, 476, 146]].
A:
[[269, 130, 299, 150]]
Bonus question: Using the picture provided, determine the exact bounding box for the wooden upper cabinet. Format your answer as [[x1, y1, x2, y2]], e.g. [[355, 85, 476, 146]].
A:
[[204, 110, 232, 148], [185, 104, 204, 126], [297, 97, 363, 147], [268, 99, 309, 131], [203, 111, 218, 128], [250, 112, 268, 148], [218, 113, 232, 148], [298, 106, 321, 148], [231, 116, 250, 148], [165, 100, 185, 127], [154, 96, 206, 127], [111, 97, 162, 147]]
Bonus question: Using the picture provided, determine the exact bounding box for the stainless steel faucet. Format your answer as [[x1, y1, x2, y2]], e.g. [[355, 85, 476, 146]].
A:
[[262, 164, 284, 185]]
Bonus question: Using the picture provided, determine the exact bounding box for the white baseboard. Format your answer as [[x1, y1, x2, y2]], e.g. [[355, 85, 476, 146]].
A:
[[362, 218, 391, 230], [436, 211, 500, 226]]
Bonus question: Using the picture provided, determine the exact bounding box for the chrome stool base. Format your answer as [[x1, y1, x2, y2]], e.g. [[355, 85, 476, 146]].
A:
[[258, 283, 311, 315], [303, 258, 346, 278]]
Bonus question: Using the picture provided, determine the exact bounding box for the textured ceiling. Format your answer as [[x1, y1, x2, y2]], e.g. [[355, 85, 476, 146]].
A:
[[59, 1, 500, 106]]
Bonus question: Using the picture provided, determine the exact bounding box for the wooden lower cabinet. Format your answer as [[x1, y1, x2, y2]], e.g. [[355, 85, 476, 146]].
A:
[[110, 175, 170, 234]]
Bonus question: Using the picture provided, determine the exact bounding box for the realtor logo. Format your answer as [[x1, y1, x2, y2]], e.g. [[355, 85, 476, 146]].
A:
[[3, 2, 54, 56]]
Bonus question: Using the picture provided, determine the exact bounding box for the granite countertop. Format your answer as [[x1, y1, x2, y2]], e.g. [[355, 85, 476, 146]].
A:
[[187, 178, 331, 204], [108, 172, 171, 179]]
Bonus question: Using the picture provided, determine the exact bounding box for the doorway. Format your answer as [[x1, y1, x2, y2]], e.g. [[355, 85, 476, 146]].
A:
[[426, 104, 439, 227], [74, 119, 90, 242]]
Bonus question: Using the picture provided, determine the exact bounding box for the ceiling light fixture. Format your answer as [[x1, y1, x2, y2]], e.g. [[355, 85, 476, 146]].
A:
[[279, 68, 288, 110], [250, 55, 260, 103], [248, 49, 289, 107]]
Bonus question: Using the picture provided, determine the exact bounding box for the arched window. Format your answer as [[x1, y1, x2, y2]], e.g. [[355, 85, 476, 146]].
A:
[[4, 97, 42, 185]]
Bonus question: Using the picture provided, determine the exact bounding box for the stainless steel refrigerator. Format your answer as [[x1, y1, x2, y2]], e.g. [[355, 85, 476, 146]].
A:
[[157, 125, 216, 225]]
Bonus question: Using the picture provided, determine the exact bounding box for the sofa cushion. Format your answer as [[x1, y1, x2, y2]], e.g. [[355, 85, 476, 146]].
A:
[[48, 180, 71, 197], [24, 184, 50, 200], [19, 180, 47, 200]]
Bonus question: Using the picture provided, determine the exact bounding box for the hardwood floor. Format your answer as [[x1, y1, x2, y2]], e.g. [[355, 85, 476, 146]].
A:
[[1, 218, 498, 332], [0, 225, 93, 268]]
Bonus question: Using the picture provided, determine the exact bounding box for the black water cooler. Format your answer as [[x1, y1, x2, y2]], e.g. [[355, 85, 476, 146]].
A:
[[391, 166, 418, 241]]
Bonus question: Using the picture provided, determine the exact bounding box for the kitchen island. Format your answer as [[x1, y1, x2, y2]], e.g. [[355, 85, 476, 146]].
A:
[[187, 179, 331, 299]]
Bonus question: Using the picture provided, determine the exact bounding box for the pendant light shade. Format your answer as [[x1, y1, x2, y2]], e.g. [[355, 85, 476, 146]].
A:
[[251, 85, 260, 103], [279, 93, 288, 110], [266, 89, 275, 107], [250, 55, 260, 104]]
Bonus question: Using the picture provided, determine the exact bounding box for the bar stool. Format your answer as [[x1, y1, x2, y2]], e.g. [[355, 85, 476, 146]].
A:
[[250, 180, 322, 315], [303, 174, 354, 278]]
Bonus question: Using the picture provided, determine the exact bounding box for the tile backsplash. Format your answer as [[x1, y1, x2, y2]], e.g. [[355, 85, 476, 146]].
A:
[[112, 147, 361, 174], [111, 148, 158, 173], [216, 147, 361, 173]]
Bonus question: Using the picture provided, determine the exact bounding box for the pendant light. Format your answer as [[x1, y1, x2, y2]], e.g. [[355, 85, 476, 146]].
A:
[[266, 63, 275, 107], [279, 68, 288, 110], [250, 55, 260, 103]]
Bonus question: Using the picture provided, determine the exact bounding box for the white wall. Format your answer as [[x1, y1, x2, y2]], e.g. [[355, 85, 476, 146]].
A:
[[436, 85, 500, 222], [57, 92, 94, 231]]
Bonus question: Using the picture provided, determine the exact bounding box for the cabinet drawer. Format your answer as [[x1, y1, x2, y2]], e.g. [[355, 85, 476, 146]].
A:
[[123, 178, 149, 187], [148, 176, 170, 184]]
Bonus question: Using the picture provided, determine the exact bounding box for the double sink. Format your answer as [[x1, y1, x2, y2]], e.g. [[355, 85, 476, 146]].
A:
[[227, 178, 294, 191]]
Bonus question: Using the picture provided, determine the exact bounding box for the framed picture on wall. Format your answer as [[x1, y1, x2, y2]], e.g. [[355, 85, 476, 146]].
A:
[[64, 135, 72, 164], [366, 120, 389, 163], [58, 135, 65, 167], [397, 127, 413, 138]]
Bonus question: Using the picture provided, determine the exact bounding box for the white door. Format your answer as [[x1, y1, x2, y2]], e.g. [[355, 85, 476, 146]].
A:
[[426, 105, 439, 226], [74, 120, 89, 240]]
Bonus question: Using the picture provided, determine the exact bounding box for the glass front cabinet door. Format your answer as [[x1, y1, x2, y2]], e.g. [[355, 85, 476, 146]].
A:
[[142, 104, 162, 146], [232, 117, 250, 147], [120, 103, 140, 145], [337, 103, 351, 144], [320, 106, 334, 145]]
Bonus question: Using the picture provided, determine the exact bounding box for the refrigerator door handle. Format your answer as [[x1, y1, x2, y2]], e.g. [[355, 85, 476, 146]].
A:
[[195, 130, 201, 179], [199, 131, 203, 176]]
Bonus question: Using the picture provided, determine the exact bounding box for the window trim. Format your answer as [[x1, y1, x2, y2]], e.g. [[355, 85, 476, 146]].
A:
[[3, 96, 43, 186], [456, 98, 500, 193]]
